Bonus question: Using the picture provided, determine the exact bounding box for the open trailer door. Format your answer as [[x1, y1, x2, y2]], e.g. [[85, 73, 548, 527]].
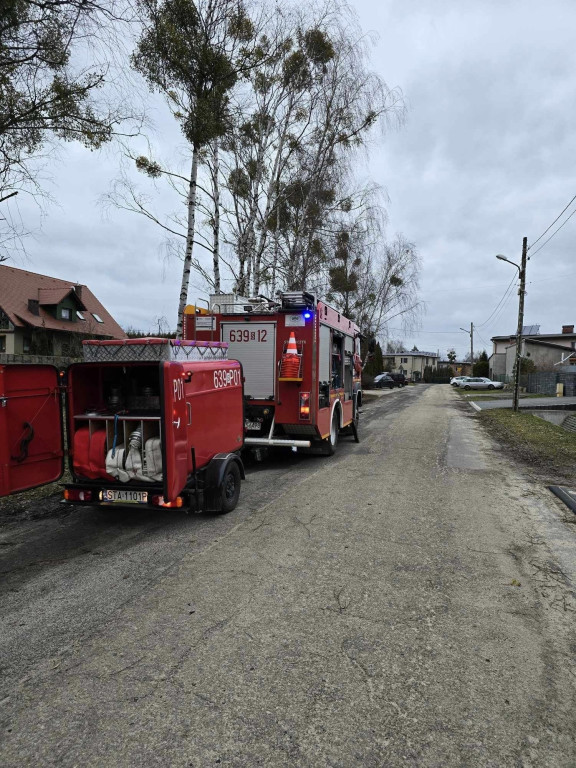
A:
[[161, 361, 189, 502], [0, 365, 64, 497]]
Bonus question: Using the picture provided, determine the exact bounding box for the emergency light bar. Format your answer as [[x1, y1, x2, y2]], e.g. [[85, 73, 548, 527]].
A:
[[280, 291, 316, 310]]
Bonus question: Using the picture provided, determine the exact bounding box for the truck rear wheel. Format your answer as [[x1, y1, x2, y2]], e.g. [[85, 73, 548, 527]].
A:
[[219, 462, 241, 513], [321, 412, 339, 456]]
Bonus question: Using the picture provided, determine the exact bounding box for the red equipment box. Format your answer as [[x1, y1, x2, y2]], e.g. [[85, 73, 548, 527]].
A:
[[0, 340, 245, 512]]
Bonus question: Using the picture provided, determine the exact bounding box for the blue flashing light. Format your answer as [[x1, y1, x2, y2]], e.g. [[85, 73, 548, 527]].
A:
[[303, 311, 312, 320]]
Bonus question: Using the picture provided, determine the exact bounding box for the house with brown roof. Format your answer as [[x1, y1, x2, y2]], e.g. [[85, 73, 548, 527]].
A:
[[0, 265, 126, 357]]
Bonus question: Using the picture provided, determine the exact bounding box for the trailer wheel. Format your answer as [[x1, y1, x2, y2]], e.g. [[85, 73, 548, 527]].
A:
[[219, 462, 241, 513]]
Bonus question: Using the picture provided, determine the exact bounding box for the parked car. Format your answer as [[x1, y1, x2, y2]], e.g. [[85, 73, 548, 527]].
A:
[[460, 377, 504, 390], [373, 373, 395, 389], [450, 376, 471, 387], [389, 373, 407, 388]]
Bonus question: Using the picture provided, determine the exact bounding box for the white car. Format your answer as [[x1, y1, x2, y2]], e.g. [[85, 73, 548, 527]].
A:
[[450, 376, 471, 387], [459, 377, 504, 390]]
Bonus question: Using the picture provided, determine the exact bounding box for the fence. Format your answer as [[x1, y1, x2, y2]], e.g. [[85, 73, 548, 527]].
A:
[[491, 371, 576, 395], [524, 372, 576, 396]]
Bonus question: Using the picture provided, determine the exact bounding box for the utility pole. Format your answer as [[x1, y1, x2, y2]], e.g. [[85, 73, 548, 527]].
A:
[[512, 237, 528, 413], [469, 322, 474, 375], [459, 324, 474, 375]]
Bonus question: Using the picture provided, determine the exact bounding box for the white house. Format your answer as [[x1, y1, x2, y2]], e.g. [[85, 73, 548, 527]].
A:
[[381, 351, 439, 382]]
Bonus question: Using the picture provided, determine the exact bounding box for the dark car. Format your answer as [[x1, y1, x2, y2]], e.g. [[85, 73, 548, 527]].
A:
[[389, 373, 407, 387], [373, 373, 395, 389]]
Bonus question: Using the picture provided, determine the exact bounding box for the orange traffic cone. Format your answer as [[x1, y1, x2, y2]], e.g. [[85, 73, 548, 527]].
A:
[[286, 332, 298, 355], [280, 332, 301, 378]]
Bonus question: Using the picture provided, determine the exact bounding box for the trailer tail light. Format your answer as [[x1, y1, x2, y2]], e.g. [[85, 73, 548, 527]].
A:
[[151, 495, 184, 508], [64, 488, 93, 502], [299, 392, 311, 420]]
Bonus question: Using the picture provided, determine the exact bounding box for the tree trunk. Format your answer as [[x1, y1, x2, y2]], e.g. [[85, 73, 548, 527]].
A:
[[176, 146, 199, 339], [211, 141, 221, 294]]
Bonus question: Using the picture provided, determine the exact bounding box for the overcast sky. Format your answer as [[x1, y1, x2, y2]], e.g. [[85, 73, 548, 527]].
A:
[[8, 0, 576, 359]]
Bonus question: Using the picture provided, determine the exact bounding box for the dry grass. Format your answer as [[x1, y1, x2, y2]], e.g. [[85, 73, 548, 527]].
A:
[[480, 409, 576, 483]]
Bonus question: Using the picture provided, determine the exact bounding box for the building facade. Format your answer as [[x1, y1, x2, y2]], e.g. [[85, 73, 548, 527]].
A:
[[489, 325, 576, 378], [382, 351, 439, 382]]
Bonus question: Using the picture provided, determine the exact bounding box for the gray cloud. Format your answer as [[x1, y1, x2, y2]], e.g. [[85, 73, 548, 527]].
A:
[[6, 0, 576, 358]]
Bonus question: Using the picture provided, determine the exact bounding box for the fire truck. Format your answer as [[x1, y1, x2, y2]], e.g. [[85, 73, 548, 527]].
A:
[[0, 338, 245, 512], [185, 291, 362, 455]]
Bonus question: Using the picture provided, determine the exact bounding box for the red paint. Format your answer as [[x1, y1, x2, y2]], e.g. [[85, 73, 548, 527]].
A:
[[0, 365, 64, 496], [0, 350, 243, 503], [187, 298, 361, 446]]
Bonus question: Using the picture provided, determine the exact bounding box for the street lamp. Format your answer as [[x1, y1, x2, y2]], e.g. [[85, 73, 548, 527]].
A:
[[495, 237, 528, 413]]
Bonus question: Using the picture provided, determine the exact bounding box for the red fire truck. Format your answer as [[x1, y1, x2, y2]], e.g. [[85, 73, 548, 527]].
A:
[[185, 291, 362, 455], [0, 339, 245, 512]]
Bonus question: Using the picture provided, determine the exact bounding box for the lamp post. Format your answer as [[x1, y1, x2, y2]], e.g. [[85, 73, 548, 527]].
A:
[[459, 323, 474, 376], [496, 236, 528, 413]]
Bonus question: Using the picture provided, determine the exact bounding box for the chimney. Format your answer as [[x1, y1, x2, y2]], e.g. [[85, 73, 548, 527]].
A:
[[74, 284, 83, 301], [562, 325, 574, 334]]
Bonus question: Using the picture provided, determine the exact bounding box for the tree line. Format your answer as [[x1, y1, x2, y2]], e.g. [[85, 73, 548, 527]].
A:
[[0, 0, 421, 339]]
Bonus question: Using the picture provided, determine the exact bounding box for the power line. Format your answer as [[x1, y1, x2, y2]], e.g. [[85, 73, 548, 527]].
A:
[[385, 327, 456, 334], [529, 206, 576, 257], [474, 329, 492, 350], [485, 283, 517, 331], [475, 274, 517, 329], [528, 192, 576, 250]]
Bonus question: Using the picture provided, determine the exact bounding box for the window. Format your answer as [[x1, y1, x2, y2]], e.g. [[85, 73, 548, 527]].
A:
[[401, 357, 408, 363], [61, 308, 71, 320], [92, 313, 104, 323], [0, 310, 9, 329], [0, 336, 5, 353], [77, 311, 86, 320]]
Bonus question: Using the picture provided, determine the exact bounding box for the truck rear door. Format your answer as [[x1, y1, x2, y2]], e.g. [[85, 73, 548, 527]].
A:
[[221, 322, 276, 399], [0, 365, 64, 497], [161, 362, 189, 502]]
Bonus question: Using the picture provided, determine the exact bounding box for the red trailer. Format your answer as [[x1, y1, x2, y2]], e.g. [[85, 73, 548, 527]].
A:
[[0, 339, 245, 512], [185, 291, 362, 455]]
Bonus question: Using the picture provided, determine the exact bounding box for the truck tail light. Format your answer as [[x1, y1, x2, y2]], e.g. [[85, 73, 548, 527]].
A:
[[64, 488, 93, 502], [151, 495, 184, 508], [299, 392, 311, 420]]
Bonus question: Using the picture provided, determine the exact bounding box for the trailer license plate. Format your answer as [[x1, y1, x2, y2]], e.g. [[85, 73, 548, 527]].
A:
[[245, 421, 261, 431], [102, 489, 148, 504]]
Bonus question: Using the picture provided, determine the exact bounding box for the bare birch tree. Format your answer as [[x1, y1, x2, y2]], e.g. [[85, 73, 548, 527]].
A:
[[220, 1, 405, 299], [131, 0, 255, 336]]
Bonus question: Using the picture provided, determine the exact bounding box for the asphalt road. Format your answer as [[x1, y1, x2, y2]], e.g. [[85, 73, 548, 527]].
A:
[[1, 385, 575, 767]]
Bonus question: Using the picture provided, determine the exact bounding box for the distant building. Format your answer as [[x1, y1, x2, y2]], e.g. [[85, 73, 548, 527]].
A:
[[438, 360, 473, 377], [0, 264, 126, 357], [382, 350, 439, 382], [489, 324, 576, 377]]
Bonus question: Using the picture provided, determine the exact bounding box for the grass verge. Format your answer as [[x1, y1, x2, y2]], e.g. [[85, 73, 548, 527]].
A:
[[479, 409, 576, 483]]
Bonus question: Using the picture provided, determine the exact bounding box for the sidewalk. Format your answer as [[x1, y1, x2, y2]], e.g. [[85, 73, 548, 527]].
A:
[[468, 394, 576, 411]]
